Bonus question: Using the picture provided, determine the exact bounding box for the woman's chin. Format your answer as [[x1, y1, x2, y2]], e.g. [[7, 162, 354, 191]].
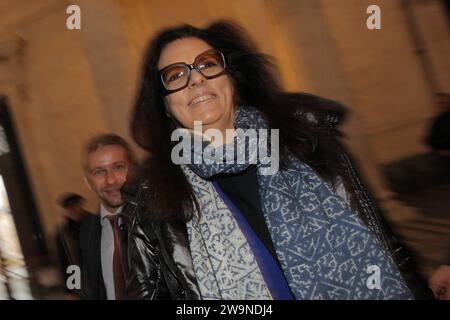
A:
[[191, 112, 223, 128]]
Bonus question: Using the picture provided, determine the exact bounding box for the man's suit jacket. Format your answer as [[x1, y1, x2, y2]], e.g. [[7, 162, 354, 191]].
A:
[[79, 214, 107, 300]]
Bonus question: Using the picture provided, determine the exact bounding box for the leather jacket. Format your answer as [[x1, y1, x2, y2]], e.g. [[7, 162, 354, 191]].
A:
[[121, 182, 201, 300], [122, 93, 434, 300]]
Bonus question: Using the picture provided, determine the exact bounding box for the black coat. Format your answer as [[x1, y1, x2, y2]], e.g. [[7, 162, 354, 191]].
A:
[[56, 218, 83, 296], [123, 93, 434, 300], [79, 214, 107, 300], [427, 111, 450, 151]]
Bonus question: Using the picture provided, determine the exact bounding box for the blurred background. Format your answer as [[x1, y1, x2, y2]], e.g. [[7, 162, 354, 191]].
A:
[[0, 0, 449, 299]]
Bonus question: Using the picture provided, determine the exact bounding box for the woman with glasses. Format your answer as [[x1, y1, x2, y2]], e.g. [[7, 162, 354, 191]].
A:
[[124, 21, 432, 300]]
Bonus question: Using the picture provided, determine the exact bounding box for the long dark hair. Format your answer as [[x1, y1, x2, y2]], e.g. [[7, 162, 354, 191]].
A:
[[131, 21, 342, 222]]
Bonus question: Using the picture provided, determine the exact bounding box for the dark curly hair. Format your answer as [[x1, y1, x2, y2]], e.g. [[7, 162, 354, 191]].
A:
[[131, 21, 342, 222]]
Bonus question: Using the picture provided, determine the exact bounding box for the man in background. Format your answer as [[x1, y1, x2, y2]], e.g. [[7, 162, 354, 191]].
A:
[[56, 193, 90, 298], [79, 133, 137, 300], [427, 92, 450, 157]]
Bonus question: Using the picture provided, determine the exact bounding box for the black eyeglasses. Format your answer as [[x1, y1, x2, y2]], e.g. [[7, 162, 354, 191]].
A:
[[159, 49, 227, 95]]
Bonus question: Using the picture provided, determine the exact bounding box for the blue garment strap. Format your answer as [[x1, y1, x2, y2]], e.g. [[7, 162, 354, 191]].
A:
[[212, 181, 294, 300]]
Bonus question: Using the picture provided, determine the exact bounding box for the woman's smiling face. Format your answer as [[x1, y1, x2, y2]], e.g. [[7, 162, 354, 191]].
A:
[[158, 37, 236, 134]]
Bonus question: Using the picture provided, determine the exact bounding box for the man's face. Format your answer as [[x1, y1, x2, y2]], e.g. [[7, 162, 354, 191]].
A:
[[435, 95, 450, 111], [84, 145, 130, 213]]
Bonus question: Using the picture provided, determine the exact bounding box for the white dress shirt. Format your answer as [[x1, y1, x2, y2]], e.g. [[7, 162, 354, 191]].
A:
[[99, 204, 123, 300]]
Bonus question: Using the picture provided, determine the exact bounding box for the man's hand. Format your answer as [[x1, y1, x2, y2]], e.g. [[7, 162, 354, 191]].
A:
[[429, 265, 450, 300]]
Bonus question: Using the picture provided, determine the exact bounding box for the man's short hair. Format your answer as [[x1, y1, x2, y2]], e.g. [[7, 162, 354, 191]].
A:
[[82, 133, 135, 172], [435, 92, 450, 98]]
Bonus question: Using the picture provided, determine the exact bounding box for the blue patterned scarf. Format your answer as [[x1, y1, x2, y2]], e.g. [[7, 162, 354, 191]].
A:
[[184, 106, 413, 299]]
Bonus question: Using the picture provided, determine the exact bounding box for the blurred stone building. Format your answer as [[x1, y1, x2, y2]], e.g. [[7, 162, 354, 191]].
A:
[[0, 0, 449, 298]]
